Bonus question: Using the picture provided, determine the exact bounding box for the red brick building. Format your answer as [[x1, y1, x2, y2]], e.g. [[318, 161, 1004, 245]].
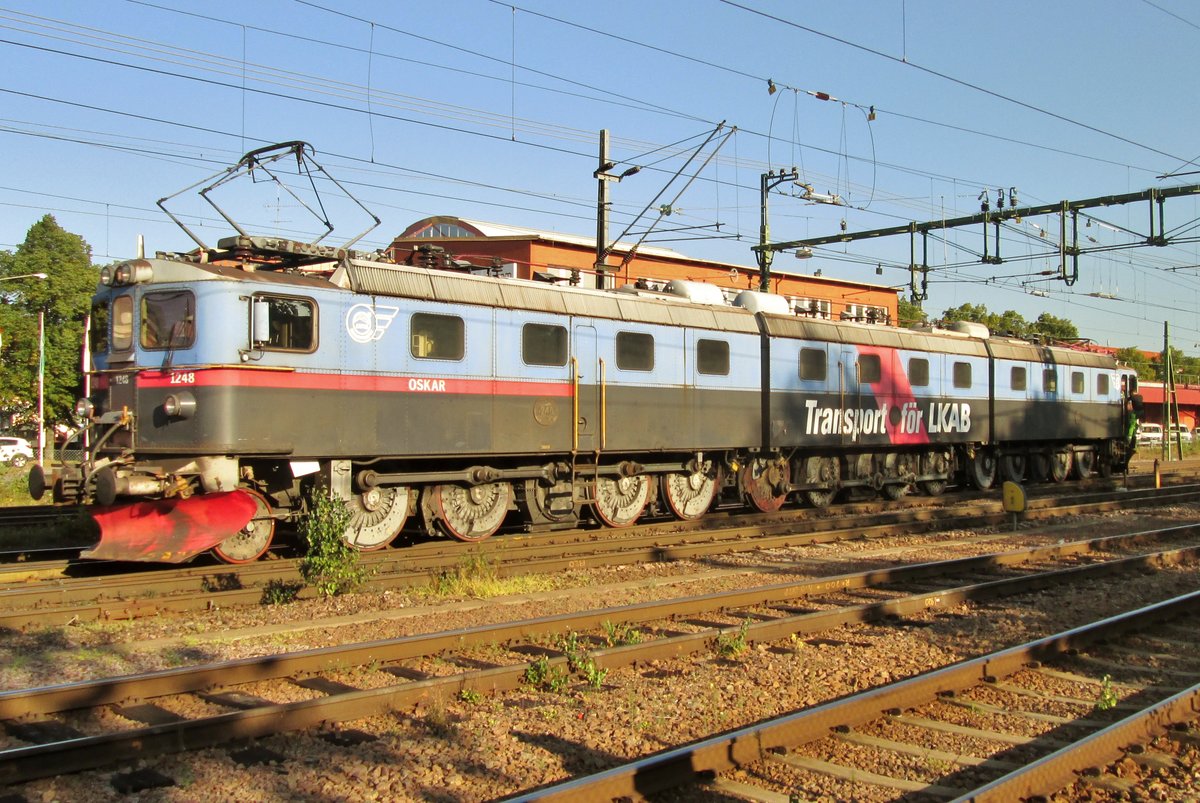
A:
[[389, 217, 899, 324]]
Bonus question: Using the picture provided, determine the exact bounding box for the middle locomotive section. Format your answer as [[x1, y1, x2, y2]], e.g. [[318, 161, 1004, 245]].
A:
[[56, 235, 1135, 564]]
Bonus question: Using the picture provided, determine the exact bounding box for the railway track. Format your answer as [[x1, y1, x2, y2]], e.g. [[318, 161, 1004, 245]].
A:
[[1, 480, 1198, 630], [522, 591, 1200, 802], [1, 523, 1198, 794]]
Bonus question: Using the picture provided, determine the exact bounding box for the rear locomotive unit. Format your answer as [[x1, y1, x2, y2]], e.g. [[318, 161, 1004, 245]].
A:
[[34, 144, 1138, 563]]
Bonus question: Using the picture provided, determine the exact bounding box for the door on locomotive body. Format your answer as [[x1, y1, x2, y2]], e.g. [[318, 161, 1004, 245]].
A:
[[850, 345, 894, 447], [688, 329, 758, 449], [572, 324, 599, 453]]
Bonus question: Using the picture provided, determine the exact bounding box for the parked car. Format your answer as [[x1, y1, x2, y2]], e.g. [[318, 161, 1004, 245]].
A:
[[1137, 423, 1163, 445], [1169, 425, 1193, 444], [0, 436, 33, 467]]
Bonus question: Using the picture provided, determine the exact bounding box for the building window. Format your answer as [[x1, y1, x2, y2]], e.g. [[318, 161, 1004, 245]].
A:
[[522, 323, 567, 366], [908, 357, 929, 387], [799, 348, 827, 381], [1071, 371, 1085, 394], [412, 313, 464, 360], [1011, 366, 1027, 391], [1043, 368, 1058, 393], [859, 354, 881, 384], [791, 297, 832, 320], [953, 361, 972, 388], [413, 222, 476, 238], [697, 339, 730, 376], [616, 331, 654, 371]]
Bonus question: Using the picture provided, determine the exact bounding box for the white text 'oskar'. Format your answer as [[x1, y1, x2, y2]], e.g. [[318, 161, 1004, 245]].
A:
[[803, 399, 972, 441]]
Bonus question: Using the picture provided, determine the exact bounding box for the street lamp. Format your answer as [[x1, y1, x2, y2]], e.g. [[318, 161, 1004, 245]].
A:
[[0, 272, 48, 465]]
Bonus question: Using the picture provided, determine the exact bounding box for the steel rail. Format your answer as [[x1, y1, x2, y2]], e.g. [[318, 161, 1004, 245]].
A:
[[1, 483, 1197, 629], [508, 590, 1200, 802], [959, 680, 1200, 802], [1, 534, 1198, 784]]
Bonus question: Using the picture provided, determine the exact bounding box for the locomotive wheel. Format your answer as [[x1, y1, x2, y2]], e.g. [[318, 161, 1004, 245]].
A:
[[1000, 453, 1026, 482], [1097, 450, 1114, 478], [1072, 449, 1094, 479], [1028, 452, 1050, 483], [968, 449, 996, 490], [662, 463, 721, 520], [739, 458, 787, 512], [212, 489, 274, 564], [592, 475, 651, 527], [520, 478, 577, 525], [429, 482, 512, 542], [882, 482, 909, 501], [920, 450, 949, 496], [344, 486, 412, 550], [1049, 450, 1072, 483], [802, 456, 838, 508]]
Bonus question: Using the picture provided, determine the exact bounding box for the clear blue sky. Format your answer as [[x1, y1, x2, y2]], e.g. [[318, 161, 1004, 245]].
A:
[[3, 0, 1199, 351]]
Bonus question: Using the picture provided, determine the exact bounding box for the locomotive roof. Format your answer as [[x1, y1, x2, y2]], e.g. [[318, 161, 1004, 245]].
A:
[[126, 251, 1116, 368]]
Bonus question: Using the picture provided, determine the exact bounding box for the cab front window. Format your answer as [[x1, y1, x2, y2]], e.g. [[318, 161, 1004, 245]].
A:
[[140, 291, 195, 350]]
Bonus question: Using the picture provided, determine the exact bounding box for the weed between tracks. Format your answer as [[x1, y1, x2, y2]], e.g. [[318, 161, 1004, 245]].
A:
[[299, 495, 368, 597], [421, 553, 560, 599]]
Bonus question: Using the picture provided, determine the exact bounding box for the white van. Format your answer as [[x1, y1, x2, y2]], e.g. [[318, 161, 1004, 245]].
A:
[[1137, 423, 1163, 445]]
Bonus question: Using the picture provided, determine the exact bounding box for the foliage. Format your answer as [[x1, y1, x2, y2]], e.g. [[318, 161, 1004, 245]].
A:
[[601, 620, 643, 647], [939, 303, 1078, 342], [0, 216, 98, 428], [1115, 347, 1156, 381], [299, 494, 366, 597], [715, 620, 751, 659], [896, 297, 927, 329], [557, 630, 608, 690], [522, 656, 570, 693], [458, 688, 483, 704], [422, 553, 558, 599], [260, 579, 303, 605], [1094, 674, 1118, 711]]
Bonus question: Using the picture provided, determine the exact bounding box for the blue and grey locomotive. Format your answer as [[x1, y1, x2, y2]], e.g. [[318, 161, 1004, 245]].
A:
[[33, 146, 1138, 563]]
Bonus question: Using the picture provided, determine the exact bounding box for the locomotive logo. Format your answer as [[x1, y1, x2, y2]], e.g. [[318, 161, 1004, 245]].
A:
[[345, 303, 400, 344]]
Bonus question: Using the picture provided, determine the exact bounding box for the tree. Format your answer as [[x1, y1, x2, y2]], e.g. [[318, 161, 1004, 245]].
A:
[[1029, 312, 1078, 341], [0, 215, 97, 429], [1114, 347, 1155, 381], [896, 297, 927, 328], [940, 303, 1029, 337]]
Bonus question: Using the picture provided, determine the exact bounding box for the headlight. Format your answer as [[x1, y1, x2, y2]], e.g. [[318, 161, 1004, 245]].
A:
[[99, 266, 114, 286], [74, 398, 95, 420], [163, 391, 196, 419], [112, 262, 153, 286]]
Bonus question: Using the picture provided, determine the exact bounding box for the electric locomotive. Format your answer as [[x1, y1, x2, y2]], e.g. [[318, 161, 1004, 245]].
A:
[[33, 144, 1138, 563]]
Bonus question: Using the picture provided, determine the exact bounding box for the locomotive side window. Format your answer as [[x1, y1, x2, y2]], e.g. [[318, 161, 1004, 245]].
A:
[[952, 361, 971, 388], [799, 348, 826, 381], [90, 301, 109, 354], [616, 331, 654, 371], [112, 295, 134, 352], [411, 313, 464, 360], [522, 323, 567, 366], [696, 338, 729, 376], [1043, 368, 1058, 393], [140, 291, 195, 350], [256, 295, 316, 352], [1011, 366, 1027, 391], [908, 358, 929, 387], [1097, 374, 1110, 395], [859, 354, 881, 384], [1071, 371, 1085, 394]]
